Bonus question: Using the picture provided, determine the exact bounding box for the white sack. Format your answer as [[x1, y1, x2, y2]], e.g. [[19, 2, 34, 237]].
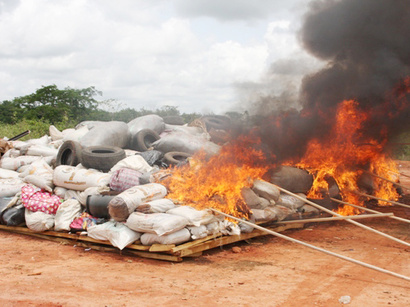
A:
[[87, 221, 141, 250], [0, 156, 41, 170], [1, 148, 21, 158], [126, 212, 188, 236], [276, 193, 307, 210], [110, 155, 153, 173], [62, 126, 89, 142], [0, 169, 19, 179], [49, 125, 64, 141], [263, 205, 296, 221], [128, 114, 165, 135], [140, 228, 191, 246], [54, 199, 82, 231], [58, 186, 110, 206], [136, 198, 176, 214], [26, 135, 50, 146], [25, 209, 54, 232], [19, 158, 54, 192], [24, 144, 58, 157], [0, 178, 25, 197], [53, 165, 111, 191], [108, 183, 167, 222], [152, 131, 220, 157], [220, 220, 241, 236], [79, 121, 130, 148], [187, 225, 208, 240], [167, 206, 215, 227], [54, 187, 67, 199]]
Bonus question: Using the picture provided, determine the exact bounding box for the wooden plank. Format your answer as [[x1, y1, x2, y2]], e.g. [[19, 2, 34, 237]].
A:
[[184, 252, 203, 258], [0, 225, 151, 251], [0, 222, 305, 262], [149, 244, 176, 252], [170, 233, 222, 253], [177, 223, 304, 258], [125, 249, 182, 262]]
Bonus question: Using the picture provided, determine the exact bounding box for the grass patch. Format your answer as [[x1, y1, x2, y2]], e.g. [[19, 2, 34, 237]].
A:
[[392, 132, 410, 161]]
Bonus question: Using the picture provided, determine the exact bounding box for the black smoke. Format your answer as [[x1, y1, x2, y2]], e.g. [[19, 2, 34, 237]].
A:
[[249, 0, 410, 162]]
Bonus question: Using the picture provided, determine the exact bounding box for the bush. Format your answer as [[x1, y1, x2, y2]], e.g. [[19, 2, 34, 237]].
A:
[[392, 132, 410, 161], [0, 119, 74, 141]]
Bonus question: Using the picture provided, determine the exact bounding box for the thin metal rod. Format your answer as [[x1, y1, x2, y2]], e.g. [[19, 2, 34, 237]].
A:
[[330, 197, 410, 224], [275, 213, 393, 224], [273, 185, 410, 247], [211, 209, 410, 282], [353, 191, 410, 209], [363, 170, 410, 191]]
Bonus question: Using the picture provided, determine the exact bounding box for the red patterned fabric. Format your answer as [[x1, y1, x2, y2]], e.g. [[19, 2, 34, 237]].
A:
[[109, 168, 142, 192], [21, 184, 62, 214]]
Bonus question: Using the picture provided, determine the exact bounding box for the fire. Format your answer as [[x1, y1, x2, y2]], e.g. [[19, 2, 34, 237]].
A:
[[288, 99, 399, 215], [162, 136, 271, 219]]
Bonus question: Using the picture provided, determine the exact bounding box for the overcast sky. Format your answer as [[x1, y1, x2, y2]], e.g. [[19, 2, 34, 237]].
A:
[[0, 0, 321, 115]]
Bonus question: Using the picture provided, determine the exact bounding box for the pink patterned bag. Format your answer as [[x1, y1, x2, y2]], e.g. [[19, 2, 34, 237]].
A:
[[109, 168, 142, 192], [21, 184, 62, 215]]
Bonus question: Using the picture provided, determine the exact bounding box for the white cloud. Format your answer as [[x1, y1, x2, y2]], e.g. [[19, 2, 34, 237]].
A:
[[0, 0, 312, 115]]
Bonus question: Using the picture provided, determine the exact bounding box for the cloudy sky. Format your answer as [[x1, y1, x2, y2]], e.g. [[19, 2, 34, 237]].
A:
[[0, 0, 321, 114]]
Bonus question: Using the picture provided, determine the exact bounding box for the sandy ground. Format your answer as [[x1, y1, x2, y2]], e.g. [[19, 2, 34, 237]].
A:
[[0, 161, 409, 307]]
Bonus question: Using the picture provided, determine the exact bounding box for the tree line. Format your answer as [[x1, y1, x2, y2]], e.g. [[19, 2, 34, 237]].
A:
[[0, 85, 203, 128]]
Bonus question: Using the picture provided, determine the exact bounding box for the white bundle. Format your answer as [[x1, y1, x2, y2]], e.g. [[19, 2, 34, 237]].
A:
[[0, 156, 42, 170], [140, 228, 191, 246], [167, 206, 215, 227], [0, 178, 25, 197], [187, 225, 208, 240], [19, 158, 54, 192], [136, 198, 176, 214], [25, 209, 55, 232], [0, 169, 19, 179], [110, 155, 153, 173], [108, 183, 167, 222], [53, 165, 111, 191], [87, 221, 141, 250], [126, 212, 188, 236], [54, 199, 82, 231]]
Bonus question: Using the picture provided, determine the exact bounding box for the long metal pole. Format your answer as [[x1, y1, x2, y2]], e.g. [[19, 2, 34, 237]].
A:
[[353, 191, 410, 209], [274, 212, 393, 224], [363, 170, 410, 191], [273, 185, 410, 247], [211, 209, 410, 282], [330, 197, 410, 224]]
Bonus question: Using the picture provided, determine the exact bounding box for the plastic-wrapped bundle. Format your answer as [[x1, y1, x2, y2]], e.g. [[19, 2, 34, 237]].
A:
[[128, 114, 165, 135], [152, 131, 220, 158], [108, 183, 167, 222], [79, 121, 130, 148]]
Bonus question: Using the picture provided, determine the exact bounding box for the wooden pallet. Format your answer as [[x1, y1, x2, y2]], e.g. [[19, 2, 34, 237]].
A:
[[0, 222, 305, 262]]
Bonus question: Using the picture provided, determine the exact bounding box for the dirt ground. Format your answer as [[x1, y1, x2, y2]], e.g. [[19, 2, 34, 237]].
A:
[[0, 162, 409, 307]]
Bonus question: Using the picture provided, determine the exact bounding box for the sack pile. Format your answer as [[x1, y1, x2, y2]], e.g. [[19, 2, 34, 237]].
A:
[[0, 114, 315, 250]]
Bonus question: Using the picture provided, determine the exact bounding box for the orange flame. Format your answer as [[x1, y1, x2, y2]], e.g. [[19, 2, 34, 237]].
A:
[[288, 99, 399, 214], [162, 136, 271, 219]]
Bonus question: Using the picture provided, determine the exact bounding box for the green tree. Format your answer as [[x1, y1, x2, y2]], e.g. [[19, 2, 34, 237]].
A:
[[1, 85, 103, 125], [0, 100, 22, 124]]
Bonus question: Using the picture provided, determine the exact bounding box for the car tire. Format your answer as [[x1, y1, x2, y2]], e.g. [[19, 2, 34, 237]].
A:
[[163, 151, 192, 165], [81, 146, 126, 172], [131, 129, 160, 152], [56, 141, 83, 166]]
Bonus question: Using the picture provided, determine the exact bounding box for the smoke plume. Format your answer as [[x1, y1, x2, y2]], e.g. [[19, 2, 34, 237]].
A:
[[250, 0, 410, 162]]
